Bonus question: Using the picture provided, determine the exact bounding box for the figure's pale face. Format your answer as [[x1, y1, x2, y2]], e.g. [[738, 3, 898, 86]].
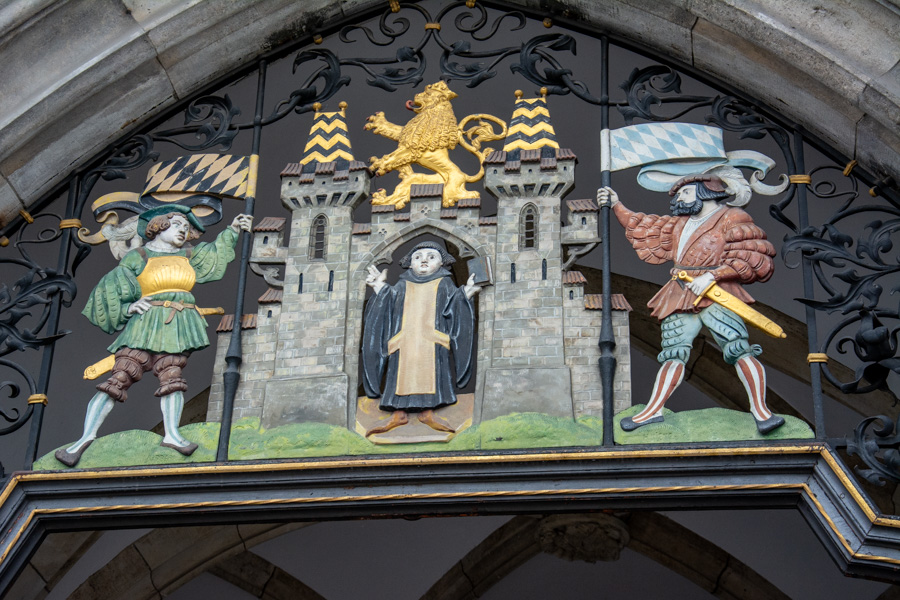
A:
[[675, 185, 697, 204], [157, 215, 190, 248], [411, 249, 443, 277]]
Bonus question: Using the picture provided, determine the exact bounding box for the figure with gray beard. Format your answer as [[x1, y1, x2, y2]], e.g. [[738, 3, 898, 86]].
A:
[[600, 174, 784, 434]]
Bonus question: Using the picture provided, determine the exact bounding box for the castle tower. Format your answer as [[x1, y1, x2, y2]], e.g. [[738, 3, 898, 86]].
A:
[[481, 90, 576, 419], [258, 101, 370, 428]]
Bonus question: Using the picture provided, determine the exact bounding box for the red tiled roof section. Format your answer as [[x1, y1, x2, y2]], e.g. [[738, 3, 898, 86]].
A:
[[483, 151, 506, 164], [540, 156, 557, 170], [254, 216, 286, 232], [504, 159, 521, 172], [371, 204, 395, 214], [216, 314, 258, 332], [562, 271, 587, 285], [457, 197, 481, 208], [349, 161, 369, 171], [258, 288, 283, 304], [352, 223, 371, 235], [556, 148, 577, 160], [410, 184, 443, 198], [583, 294, 632, 311], [314, 161, 336, 175], [394, 212, 411, 222], [566, 199, 598, 212], [280, 163, 302, 176], [519, 149, 541, 162], [479, 216, 497, 226], [440, 208, 457, 219]]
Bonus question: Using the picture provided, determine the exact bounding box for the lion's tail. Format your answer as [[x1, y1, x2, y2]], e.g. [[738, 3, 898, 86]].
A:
[[458, 114, 507, 182]]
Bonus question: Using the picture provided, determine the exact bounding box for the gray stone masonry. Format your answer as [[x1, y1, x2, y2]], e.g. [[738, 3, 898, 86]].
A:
[[207, 151, 634, 429], [564, 283, 632, 418]]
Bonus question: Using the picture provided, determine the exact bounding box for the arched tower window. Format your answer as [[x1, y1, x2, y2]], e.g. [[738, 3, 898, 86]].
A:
[[519, 204, 538, 251], [309, 214, 327, 260]]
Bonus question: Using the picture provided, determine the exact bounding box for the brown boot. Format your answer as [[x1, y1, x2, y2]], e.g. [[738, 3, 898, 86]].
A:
[[366, 411, 409, 436]]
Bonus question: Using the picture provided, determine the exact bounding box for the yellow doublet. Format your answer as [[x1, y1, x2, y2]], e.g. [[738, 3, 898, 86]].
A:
[[136, 256, 196, 296], [387, 279, 450, 395]]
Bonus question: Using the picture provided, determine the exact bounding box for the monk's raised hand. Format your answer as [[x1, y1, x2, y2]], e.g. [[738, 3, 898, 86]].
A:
[[463, 274, 482, 299], [366, 265, 387, 293]]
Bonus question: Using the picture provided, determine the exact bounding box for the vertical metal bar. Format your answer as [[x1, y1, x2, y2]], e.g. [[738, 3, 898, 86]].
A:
[[793, 131, 826, 439], [25, 178, 78, 468], [216, 61, 267, 462], [598, 36, 617, 447]]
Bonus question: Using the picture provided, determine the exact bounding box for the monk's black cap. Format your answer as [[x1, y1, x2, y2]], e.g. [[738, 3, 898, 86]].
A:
[[399, 241, 455, 268]]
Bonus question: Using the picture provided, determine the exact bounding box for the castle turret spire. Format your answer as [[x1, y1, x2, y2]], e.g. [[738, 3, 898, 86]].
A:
[[299, 101, 355, 172], [502, 88, 559, 158]]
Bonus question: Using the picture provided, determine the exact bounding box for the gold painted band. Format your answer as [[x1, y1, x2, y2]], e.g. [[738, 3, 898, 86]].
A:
[[27, 394, 48, 406]]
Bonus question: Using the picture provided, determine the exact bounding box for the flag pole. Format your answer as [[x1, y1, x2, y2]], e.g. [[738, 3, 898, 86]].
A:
[[597, 36, 617, 447], [217, 60, 266, 462]]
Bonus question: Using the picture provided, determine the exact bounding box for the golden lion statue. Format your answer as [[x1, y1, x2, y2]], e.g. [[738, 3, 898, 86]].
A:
[[365, 81, 507, 209]]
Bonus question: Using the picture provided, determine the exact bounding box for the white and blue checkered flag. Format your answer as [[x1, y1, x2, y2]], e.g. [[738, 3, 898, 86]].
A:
[[606, 123, 726, 172]]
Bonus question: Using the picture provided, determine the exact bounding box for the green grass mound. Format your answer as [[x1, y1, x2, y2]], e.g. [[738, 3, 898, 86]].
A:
[[34, 422, 220, 470], [613, 405, 814, 444], [478, 412, 601, 450], [34, 407, 812, 470], [36, 412, 603, 469]]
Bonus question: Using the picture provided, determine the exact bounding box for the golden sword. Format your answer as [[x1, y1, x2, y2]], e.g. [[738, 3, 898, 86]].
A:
[[82, 307, 225, 379], [677, 271, 786, 339]]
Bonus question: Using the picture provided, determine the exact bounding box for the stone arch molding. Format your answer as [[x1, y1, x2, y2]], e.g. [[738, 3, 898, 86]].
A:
[[0, 0, 898, 229]]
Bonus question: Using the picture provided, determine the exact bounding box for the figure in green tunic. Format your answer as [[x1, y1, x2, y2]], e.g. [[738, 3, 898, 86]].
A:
[[55, 205, 252, 467]]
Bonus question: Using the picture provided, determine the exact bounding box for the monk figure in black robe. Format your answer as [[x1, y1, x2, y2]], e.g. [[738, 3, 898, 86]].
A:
[[362, 241, 481, 436]]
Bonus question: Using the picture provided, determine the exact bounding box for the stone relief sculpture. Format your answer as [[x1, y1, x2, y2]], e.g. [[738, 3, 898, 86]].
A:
[[55, 205, 252, 466], [361, 241, 481, 437]]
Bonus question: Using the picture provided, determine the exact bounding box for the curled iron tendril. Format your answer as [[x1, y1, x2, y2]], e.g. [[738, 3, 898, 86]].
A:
[[154, 95, 241, 151], [618, 66, 712, 124], [847, 415, 900, 486], [0, 357, 38, 436]]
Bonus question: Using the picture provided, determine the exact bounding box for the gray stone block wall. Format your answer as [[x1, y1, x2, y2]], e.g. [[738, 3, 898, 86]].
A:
[[488, 191, 567, 368], [275, 206, 352, 379], [563, 284, 632, 418]]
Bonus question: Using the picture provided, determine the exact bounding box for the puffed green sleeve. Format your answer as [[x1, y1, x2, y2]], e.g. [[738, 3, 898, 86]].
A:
[[81, 251, 143, 334], [190, 226, 238, 283]]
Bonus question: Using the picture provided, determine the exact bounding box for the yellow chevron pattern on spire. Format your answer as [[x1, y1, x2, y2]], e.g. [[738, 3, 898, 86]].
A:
[[503, 90, 559, 152], [300, 101, 355, 169]]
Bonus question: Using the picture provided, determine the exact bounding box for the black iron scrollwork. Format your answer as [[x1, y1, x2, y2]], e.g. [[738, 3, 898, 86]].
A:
[[618, 66, 711, 124], [154, 95, 242, 152], [847, 415, 900, 485], [0, 216, 75, 448], [782, 165, 900, 397]]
